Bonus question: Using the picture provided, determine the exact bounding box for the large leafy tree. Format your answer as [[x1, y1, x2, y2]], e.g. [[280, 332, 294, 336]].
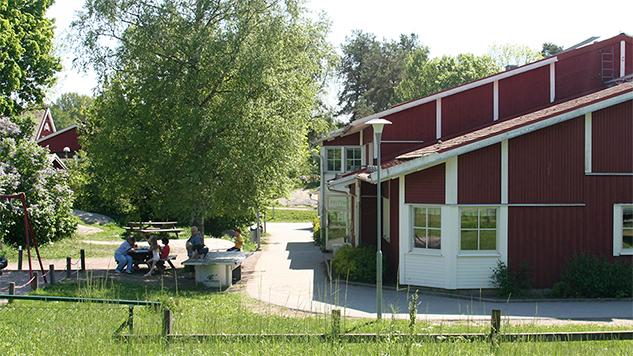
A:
[[337, 31, 425, 120], [488, 43, 543, 69], [0, 0, 60, 116], [49, 92, 94, 130], [73, 0, 332, 225], [395, 52, 500, 102]]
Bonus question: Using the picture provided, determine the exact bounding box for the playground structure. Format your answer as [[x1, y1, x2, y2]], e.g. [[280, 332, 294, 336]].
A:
[[0, 192, 47, 282]]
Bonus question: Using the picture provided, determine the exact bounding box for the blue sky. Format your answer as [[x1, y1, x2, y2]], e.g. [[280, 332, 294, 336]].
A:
[[46, 0, 632, 103]]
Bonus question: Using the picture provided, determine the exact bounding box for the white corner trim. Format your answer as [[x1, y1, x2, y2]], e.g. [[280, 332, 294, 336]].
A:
[[375, 90, 633, 181], [493, 81, 499, 121], [445, 157, 458, 205], [436, 98, 442, 139], [613, 205, 623, 256], [620, 41, 626, 78], [501, 140, 508, 204], [398, 175, 407, 282], [442, 205, 459, 289], [584, 113, 592, 173], [498, 206, 508, 264], [359, 128, 363, 146], [549, 63, 556, 103]]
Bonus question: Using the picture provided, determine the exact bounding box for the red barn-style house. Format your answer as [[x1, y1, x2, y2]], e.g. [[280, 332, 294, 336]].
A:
[[319, 34, 633, 289], [31, 108, 81, 169]]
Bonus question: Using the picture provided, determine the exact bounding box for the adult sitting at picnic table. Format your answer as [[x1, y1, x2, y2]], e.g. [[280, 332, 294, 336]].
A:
[[227, 228, 244, 252], [114, 236, 136, 274], [186, 226, 208, 259]]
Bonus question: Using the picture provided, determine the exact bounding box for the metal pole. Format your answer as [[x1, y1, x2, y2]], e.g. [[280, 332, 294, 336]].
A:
[[376, 131, 383, 320]]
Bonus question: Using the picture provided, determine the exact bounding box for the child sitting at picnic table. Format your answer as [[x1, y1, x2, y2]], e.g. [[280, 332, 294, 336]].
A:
[[144, 236, 161, 277], [227, 228, 244, 252]]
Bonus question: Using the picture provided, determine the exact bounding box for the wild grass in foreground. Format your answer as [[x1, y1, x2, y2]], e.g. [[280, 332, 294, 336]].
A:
[[0, 279, 631, 355]]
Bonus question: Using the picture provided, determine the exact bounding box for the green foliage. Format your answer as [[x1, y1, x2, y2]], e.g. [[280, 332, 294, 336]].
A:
[[490, 260, 531, 298], [338, 31, 424, 120], [551, 254, 632, 298], [541, 42, 564, 57], [49, 92, 94, 130], [488, 43, 543, 69], [331, 245, 384, 283], [396, 52, 500, 102], [266, 208, 316, 222], [0, 0, 61, 116], [312, 215, 321, 246], [0, 117, 76, 246], [73, 0, 333, 223]]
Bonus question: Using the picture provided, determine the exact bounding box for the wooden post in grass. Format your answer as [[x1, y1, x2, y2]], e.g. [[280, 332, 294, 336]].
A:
[[127, 305, 134, 334], [31, 272, 38, 291], [80, 249, 86, 271], [8, 282, 15, 303], [491, 309, 501, 335], [162, 308, 173, 336], [17, 246, 22, 271], [66, 257, 72, 278], [49, 264, 55, 285], [332, 309, 341, 337]]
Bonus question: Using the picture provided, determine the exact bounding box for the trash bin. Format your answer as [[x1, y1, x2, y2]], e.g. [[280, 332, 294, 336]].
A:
[[250, 225, 259, 245]]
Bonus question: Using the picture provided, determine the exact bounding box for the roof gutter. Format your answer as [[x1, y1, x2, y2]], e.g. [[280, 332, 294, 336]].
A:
[[370, 90, 633, 182]]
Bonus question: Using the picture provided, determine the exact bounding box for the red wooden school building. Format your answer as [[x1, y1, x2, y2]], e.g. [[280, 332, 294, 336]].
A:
[[320, 34, 633, 289]]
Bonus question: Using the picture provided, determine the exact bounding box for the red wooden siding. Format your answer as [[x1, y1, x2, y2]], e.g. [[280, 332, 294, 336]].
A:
[[37, 127, 81, 155], [442, 83, 493, 138], [508, 206, 585, 288], [555, 43, 616, 101], [381, 142, 425, 162], [380, 180, 400, 281], [382, 101, 436, 141], [405, 164, 445, 204], [323, 132, 360, 146], [627, 42, 632, 75], [363, 127, 373, 144], [499, 66, 550, 120], [592, 100, 633, 173], [458, 144, 500, 203], [508, 117, 584, 203], [360, 181, 377, 247]]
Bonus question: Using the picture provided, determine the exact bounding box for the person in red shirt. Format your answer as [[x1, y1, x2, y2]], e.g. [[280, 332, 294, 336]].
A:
[[160, 237, 170, 260]]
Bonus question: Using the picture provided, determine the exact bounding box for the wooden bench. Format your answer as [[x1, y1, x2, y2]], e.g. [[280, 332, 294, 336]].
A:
[[161, 255, 177, 269]]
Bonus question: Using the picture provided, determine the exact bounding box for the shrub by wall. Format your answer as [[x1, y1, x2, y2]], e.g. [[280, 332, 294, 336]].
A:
[[552, 254, 632, 298], [331, 245, 384, 283]]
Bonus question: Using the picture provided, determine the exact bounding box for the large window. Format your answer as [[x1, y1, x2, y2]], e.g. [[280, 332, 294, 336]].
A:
[[623, 206, 633, 249], [412, 207, 441, 249], [326, 148, 341, 172], [345, 147, 362, 172], [615, 204, 633, 255], [460, 207, 497, 251]]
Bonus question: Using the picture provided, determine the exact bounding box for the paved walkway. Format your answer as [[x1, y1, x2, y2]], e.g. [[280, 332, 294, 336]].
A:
[[246, 222, 633, 323]]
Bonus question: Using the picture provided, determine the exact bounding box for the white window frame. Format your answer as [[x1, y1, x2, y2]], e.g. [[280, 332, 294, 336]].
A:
[[613, 204, 633, 256], [410, 205, 442, 252], [382, 197, 390, 242], [345, 147, 363, 172], [325, 147, 342, 172], [459, 206, 499, 254]]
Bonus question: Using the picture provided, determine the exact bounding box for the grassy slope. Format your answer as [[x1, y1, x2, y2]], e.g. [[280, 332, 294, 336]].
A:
[[0, 280, 630, 355], [266, 208, 317, 222]]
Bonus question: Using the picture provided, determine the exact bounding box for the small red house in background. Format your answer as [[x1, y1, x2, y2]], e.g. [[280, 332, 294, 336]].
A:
[[30, 108, 81, 169], [320, 33, 633, 289]]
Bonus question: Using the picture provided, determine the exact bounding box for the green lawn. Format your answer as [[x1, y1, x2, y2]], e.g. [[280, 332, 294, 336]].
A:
[[266, 208, 317, 222], [0, 279, 630, 355]]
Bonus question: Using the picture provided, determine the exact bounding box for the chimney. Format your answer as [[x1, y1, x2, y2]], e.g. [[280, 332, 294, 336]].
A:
[[505, 65, 518, 71]]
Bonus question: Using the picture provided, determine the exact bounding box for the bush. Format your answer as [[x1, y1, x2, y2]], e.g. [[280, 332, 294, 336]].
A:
[[331, 245, 385, 283], [490, 260, 531, 298], [551, 254, 632, 298], [312, 216, 321, 246]]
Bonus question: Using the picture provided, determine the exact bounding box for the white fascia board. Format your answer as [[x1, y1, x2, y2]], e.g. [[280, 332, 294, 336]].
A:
[[620, 41, 626, 78], [372, 91, 633, 182]]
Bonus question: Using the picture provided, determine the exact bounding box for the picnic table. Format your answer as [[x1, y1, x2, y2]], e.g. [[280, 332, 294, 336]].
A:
[[182, 252, 247, 289], [124, 221, 183, 240], [128, 247, 177, 270]]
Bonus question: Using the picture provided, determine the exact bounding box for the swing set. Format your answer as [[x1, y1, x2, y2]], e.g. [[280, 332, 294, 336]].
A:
[[0, 192, 47, 283]]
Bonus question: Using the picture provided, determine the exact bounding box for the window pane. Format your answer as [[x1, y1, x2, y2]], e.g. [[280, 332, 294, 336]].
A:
[[461, 230, 478, 250], [428, 208, 441, 228], [623, 228, 633, 249], [623, 207, 633, 228], [480, 230, 497, 250], [345, 148, 362, 171], [428, 228, 441, 249], [461, 208, 478, 229], [414, 228, 427, 248], [414, 208, 426, 227], [327, 148, 341, 171], [480, 208, 497, 228]]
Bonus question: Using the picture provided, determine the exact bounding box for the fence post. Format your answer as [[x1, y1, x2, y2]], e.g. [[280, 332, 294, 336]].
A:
[[49, 264, 55, 285], [127, 305, 134, 334], [491, 309, 501, 336], [66, 257, 72, 278], [17, 246, 22, 271], [162, 308, 173, 337], [30, 272, 38, 291], [80, 249, 86, 271], [331, 309, 341, 337], [8, 282, 15, 304]]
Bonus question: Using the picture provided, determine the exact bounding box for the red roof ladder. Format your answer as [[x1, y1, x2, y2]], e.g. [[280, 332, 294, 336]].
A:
[[601, 47, 615, 82]]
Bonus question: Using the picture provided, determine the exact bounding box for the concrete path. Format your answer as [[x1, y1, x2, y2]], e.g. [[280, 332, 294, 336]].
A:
[[246, 222, 633, 323]]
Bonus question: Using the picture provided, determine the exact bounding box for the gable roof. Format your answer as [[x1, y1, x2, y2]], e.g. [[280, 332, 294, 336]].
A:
[[329, 82, 633, 187], [32, 108, 56, 140], [36, 124, 78, 144]]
